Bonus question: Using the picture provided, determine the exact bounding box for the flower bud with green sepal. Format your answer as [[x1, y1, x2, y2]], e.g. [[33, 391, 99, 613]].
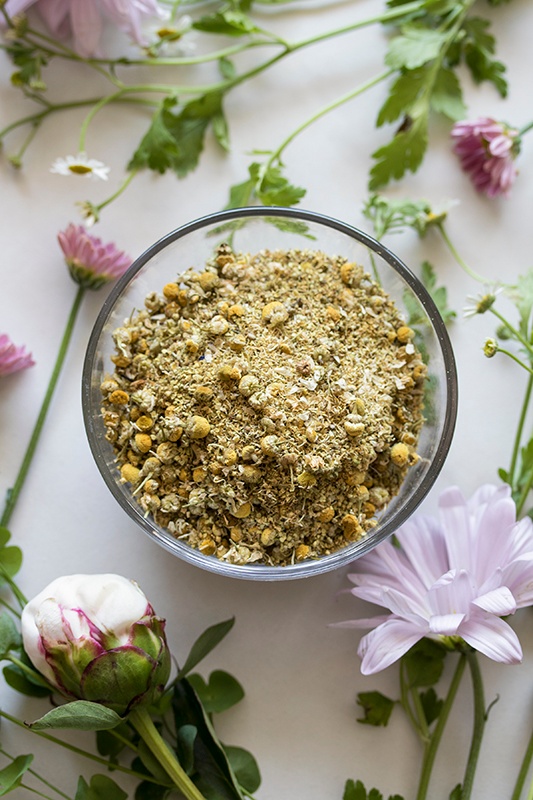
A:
[[21, 574, 171, 716]]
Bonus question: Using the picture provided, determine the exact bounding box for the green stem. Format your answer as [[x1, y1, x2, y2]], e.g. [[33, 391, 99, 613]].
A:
[[129, 707, 206, 800], [6, 655, 52, 688], [0, 596, 21, 617], [95, 169, 138, 214], [0, 710, 167, 785], [267, 69, 393, 167], [0, 288, 85, 530], [18, 784, 57, 800], [496, 347, 533, 375], [511, 723, 533, 800], [399, 659, 425, 739], [489, 308, 533, 360], [0, 562, 27, 609], [437, 223, 489, 284], [518, 120, 533, 138], [415, 653, 467, 800], [461, 651, 486, 800], [516, 468, 533, 517], [509, 373, 533, 487]]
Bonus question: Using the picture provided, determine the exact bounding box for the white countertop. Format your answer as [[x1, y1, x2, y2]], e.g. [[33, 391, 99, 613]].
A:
[[2, 1, 533, 797]]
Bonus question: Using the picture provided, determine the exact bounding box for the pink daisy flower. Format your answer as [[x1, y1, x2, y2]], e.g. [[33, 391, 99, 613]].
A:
[[451, 117, 520, 198], [0, 334, 35, 377], [335, 484, 533, 674], [58, 223, 132, 290]]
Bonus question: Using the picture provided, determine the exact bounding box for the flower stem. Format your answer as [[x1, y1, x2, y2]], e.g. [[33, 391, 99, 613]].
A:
[[415, 653, 467, 800], [461, 651, 486, 800], [0, 747, 70, 800], [266, 69, 393, 167], [489, 307, 533, 360], [511, 723, 533, 800], [129, 707, 206, 800], [518, 120, 533, 138], [509, 373, 533, 487], [0, 287, 85, 530], [437, 223, 489, 284], [0, 709, 167, 785]]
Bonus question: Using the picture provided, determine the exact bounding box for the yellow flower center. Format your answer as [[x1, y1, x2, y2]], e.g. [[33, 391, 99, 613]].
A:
[[69, 164, 92, 175]]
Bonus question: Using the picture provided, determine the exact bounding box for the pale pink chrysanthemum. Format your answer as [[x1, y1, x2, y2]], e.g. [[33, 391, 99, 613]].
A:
[[335, 485, 533, 675], [0, 334, 35, 377], [3, 0, 167, 58], [58, 223, 132, 290], [451, 117, 520, 198]]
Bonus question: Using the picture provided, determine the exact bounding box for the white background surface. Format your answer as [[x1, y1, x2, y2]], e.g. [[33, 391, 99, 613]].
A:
[[1, 1, 533, 797]]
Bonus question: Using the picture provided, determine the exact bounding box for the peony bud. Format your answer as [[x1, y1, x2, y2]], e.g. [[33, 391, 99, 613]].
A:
[[21, 574, 171, 716]]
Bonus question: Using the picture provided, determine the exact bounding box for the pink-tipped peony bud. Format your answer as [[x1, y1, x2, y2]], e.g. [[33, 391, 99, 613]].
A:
[[21, 574, 171, 716]]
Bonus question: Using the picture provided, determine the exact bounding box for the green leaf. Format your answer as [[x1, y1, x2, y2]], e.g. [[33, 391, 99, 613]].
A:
[[219, 56, 236, 80], [376, 67, 428, 126], [385, 25, 447, 70], [256, 162, 306, 206], [420, 687, 444, 726], [356, 691, 395, 726], [129, 93, 227, 178], [187, 670, 245, 714], [0, 527, 11, 548], [225, 174, 256, 209], [0, 612, 21, 658], [177, 618, 235, 679], [75, 774, 128, 800], [461, 17, 507, 97], [449, 784, 462, 800], [96, 724, 132, 759], [420, 261, 456, 324], [29, 700, 123, 731], [176, 724, 198, 775], [172, 678, 252, 800], [3, 662, 51, 698], [193, 9, 261, 36], [369, 114, 428, 190], [403, 638, 447, 688], [342, 779, 388, 800], [0, 546, 22, 580], [507, 271, 533, 339], [223, 746, 261, 794], [0, 755, 33, 796], [430, 67, 466, 120]]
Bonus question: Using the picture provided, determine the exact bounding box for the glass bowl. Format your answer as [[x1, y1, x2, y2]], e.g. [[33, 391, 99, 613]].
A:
[[82, 207, 457, 581]]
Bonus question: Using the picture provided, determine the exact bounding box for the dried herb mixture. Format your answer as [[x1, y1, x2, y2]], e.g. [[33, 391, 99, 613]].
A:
[[100, 245, 426, 566]]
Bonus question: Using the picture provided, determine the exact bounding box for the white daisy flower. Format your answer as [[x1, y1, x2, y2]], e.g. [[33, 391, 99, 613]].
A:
[[50, 152, 110, 181]]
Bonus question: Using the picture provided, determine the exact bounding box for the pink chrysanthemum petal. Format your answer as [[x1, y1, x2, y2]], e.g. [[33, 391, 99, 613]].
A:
[[337, 484, 533, 673], [58, 223, 132, 290], [451, 117, 519, 198], [0, 334, 35, 377], [358, 619, 425, 675]]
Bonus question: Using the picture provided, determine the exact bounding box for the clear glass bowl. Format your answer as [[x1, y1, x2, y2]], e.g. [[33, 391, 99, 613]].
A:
[[82, 207, 458, 581]]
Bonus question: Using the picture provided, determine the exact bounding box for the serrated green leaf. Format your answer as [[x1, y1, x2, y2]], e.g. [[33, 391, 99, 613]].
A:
[[178, 618, 235, 680], [460, 18, 507, 96], [257, 163, 306, 206], [356, 691, 395, 726], [369, 114, 428, 189], [385, 25, 447, 70], [129, 93, 227, 178], [420, 261, 456, 323], [343, 779, 369, 800], [224, 746, 261, 794], [430, 67, 465, 120], [376, 67, 428, 126], [225, 174, 256, 209], [29, 700, 123, 731], [187, 670, 244, 714], [0, 755, 33, 796], [75, 774, 128, 800]]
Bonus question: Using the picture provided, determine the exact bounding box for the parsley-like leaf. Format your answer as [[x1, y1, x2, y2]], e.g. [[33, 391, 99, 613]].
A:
[[356, 691, 396, 726], [129, 93, 228, 177], [376, 67, 429, 127], [225, 161, 306, 209], [385, 25, 447, 70], [370, 113, 428, 190], [430, 67, 466, 120]]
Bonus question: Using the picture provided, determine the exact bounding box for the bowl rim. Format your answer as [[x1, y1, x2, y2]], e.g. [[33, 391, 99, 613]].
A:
[[82, 205, 458, 581]]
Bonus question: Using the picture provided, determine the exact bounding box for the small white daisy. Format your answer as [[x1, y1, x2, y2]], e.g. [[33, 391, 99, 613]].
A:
[[50, 152, 110, 181]]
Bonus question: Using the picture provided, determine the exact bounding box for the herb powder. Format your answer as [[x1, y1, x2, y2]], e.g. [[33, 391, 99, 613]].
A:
[[100, 245, 427, 566]]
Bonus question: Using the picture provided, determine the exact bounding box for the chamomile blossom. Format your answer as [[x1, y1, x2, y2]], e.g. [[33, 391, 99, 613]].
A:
[[50, 152, 110, 181]]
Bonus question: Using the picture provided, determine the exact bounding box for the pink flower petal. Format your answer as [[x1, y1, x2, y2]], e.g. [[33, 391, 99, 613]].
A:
[[472, 586, 516, 616], [459, 610, 522, 663], [358, 619, 425, 675]]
